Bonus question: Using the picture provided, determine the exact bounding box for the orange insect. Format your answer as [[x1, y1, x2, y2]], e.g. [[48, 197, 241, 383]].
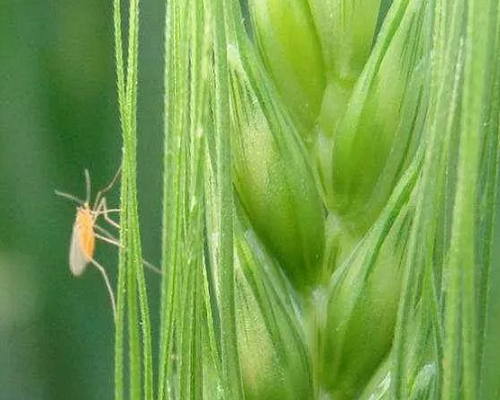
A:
[[56, 167, 122, 321]]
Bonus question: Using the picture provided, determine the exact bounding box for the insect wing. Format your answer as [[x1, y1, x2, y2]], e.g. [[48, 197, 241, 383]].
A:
[[69, 222, 89, 276]]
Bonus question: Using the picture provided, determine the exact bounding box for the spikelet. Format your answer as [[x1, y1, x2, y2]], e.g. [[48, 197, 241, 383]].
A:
[[228, 44, 325, 292], [248, 0, 325, 138], [234, 221, 314, 400]]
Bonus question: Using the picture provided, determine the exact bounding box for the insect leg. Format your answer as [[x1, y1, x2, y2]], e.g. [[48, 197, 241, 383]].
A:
[[94, 226, 163, 275], [93, 200, 162, 276], [89, 258, 117, 323], [95, 209, 121, 214], [93, 197, 120, 229], [142, 259, 163, 275], [94, 232, 122, 247], [94, 224, 119, 241]]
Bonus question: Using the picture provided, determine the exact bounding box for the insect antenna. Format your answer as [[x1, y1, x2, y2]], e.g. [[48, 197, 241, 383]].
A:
[[94, 164, 122, 207], [84, 169, 92, 204], [55, 190, 84, 205]]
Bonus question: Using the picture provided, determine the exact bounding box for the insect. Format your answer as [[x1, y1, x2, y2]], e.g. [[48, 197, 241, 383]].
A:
[[56, 167, 123, 322]]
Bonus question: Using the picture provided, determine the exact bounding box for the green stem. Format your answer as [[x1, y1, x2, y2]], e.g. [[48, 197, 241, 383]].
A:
[[113, 0, 153, 399]]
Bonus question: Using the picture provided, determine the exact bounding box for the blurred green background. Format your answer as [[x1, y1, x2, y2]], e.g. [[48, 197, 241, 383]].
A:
[[0, 1, 165, 398]]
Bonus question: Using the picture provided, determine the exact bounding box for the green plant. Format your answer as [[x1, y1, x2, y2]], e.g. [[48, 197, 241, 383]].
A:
[[109, 0, 500, 399]]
